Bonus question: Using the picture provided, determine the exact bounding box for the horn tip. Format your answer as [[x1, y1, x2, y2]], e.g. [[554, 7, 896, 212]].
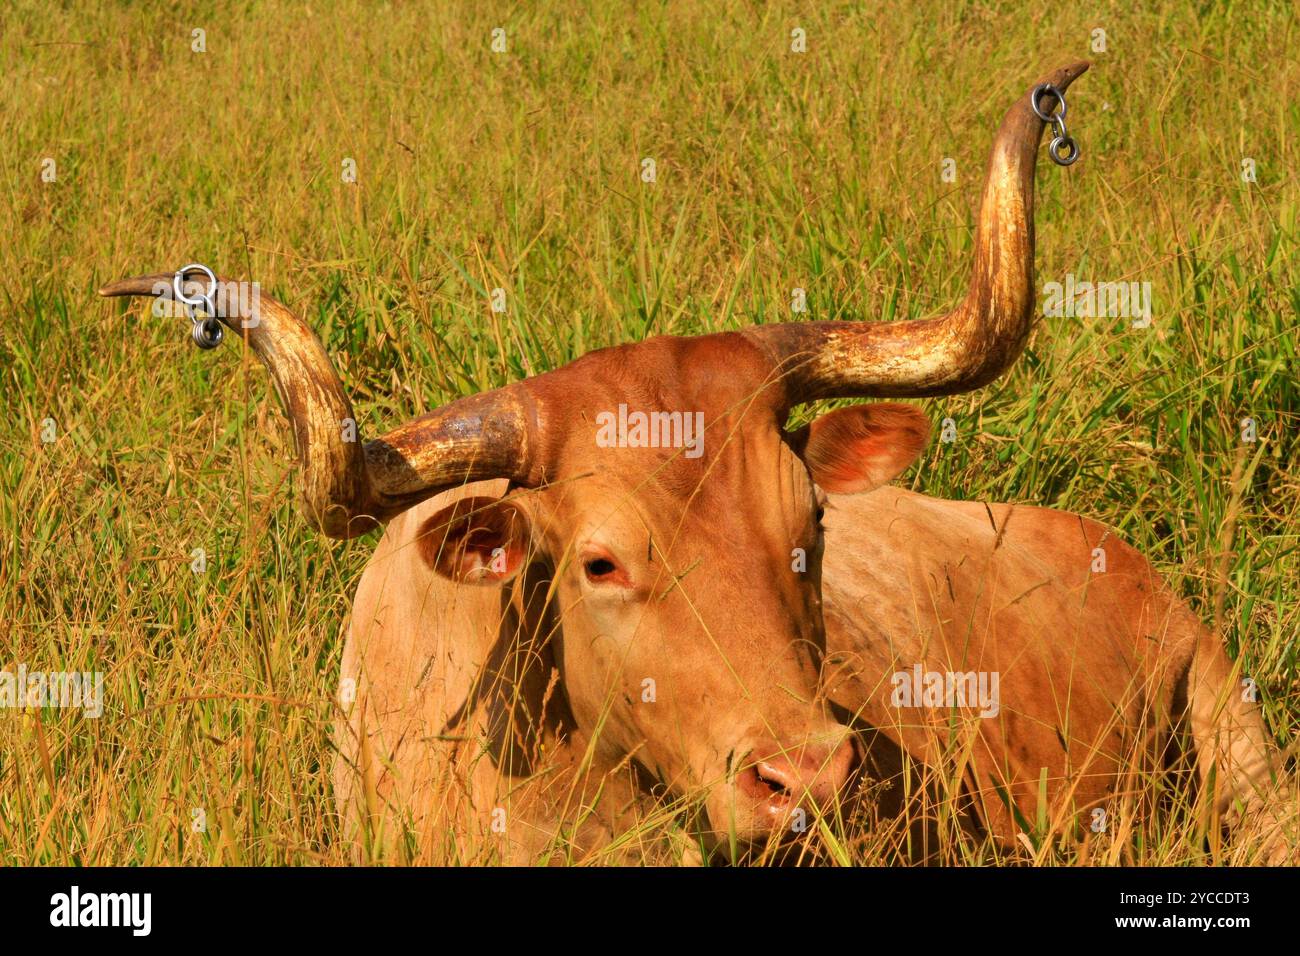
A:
[[98, 278, 137, 297], [98, 274, 169, 298], [1046, 61, 1091, 89]]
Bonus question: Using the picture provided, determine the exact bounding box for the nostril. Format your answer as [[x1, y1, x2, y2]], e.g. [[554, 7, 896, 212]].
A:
[[735, 763, 795, 809], [754, 760, 797, 799], [731, 730, 861, 831], [757, 739, 858, 798]]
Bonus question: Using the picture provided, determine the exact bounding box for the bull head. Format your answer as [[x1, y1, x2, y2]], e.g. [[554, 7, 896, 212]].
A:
[[102, 63, 1088, 850]]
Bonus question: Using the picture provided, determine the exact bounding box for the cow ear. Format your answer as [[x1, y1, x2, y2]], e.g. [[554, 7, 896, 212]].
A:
[[798, 403, 930, 494], [415, 496, 531, 585]]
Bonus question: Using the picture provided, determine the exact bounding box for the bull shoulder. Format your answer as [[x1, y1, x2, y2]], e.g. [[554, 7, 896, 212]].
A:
[[819, 486, 1205, 828]]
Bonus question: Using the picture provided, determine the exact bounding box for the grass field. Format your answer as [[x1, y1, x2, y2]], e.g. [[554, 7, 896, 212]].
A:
[[1, 1, 1297, 865]]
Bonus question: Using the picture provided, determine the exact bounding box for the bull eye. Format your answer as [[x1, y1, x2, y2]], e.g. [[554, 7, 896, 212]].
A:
[[584, 557, 618, 581], [814, 505, 826, 524]]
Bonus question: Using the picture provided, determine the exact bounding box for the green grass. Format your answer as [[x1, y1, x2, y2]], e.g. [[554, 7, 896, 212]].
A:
[[1, 0, 1296, 864]]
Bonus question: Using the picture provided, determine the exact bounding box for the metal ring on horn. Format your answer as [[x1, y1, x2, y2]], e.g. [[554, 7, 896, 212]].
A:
[[1031, 83, 1067, 122], [1049, 134, 1079, 166], [173, 263, 217, 307], [192, 318, 224, 349], [174, 263, 223, 349]]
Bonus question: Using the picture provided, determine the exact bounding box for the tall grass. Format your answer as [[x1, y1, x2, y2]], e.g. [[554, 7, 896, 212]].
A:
[[0, 0, 1296, 864]]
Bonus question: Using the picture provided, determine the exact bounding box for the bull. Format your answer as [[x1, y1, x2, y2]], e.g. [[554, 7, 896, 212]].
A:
[[101, 62, 1295, 864]]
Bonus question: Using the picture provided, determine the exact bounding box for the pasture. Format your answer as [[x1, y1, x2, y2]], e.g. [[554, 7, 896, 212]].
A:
[[1, 1, 1296, 864]]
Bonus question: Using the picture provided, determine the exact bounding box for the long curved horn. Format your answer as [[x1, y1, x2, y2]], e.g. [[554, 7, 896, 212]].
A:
[[98, 276, 541, 539], [749, 61, 1089, 405]]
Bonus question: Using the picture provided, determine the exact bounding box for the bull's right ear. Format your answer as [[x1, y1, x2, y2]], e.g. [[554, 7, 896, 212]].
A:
[[415, 496, 531, 585], [793, 402, 930, 495]]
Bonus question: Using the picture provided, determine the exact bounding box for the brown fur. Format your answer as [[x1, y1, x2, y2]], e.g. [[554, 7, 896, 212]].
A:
[[331, 396, 1295, 863], [102, 63, 1292, 864]]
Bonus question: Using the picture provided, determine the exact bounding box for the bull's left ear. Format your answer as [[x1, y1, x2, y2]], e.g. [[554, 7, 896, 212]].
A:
[[795, 403, 930, 494], [415, 495, 531, 585]]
